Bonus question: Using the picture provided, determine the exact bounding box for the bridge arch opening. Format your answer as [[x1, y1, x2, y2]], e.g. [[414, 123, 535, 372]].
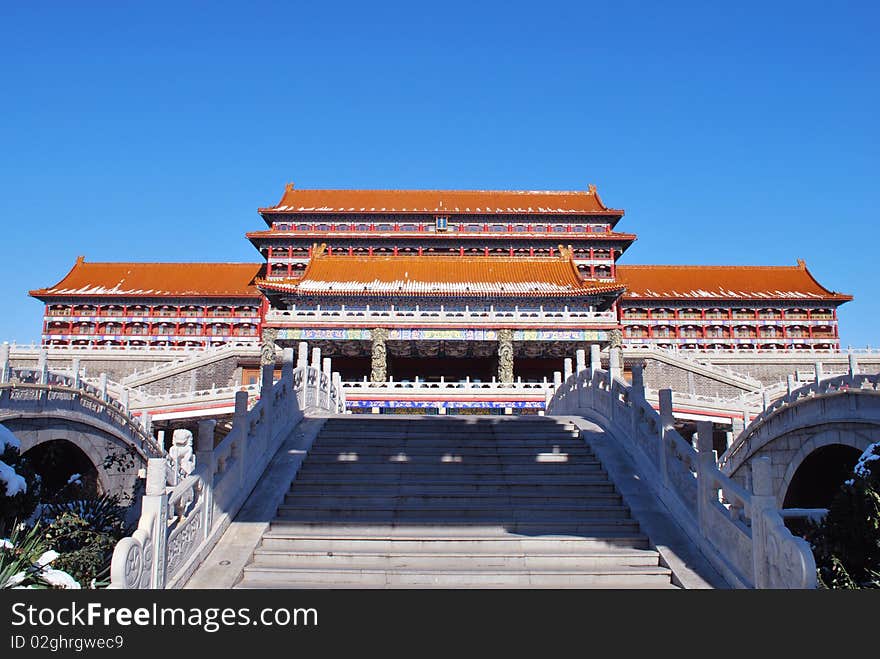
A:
[[782, 444, 862, 509], [22, 439, 101, 498]]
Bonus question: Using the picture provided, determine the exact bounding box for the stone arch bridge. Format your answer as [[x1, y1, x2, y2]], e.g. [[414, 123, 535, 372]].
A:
[[0, 363, 163, 498], [718, 368, 880, 508]]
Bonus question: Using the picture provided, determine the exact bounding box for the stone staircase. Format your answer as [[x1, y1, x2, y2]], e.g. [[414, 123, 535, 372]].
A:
[[236, 416, 677, 588]]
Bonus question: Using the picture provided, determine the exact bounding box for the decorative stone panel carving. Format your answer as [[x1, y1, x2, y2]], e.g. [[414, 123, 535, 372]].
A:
[[371, 328, 388, 383], [498, 329, 514, 384], [260, 328, 278, 366]]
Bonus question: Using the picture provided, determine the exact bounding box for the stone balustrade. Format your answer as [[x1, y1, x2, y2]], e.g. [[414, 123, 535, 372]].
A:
[[108, 342, 346, 589], [718, 355, 880, 477], [0, 345, 162, 461], [546, 347, 817, 589], [341, 378, 556, 392]]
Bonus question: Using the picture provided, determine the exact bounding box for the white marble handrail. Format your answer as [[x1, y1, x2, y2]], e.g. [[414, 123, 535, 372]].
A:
[[109, 341, 346, 589], [546, 346, 816, 589], [718, 355, 880, 475]]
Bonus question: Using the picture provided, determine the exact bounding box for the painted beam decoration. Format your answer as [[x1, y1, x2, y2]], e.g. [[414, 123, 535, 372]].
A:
[[346, 399, 545, 409], [276, 328, 608, 342]]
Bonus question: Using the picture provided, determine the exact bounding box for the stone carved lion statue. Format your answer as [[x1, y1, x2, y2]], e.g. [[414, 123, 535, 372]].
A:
[[168, 428, 195, 477]]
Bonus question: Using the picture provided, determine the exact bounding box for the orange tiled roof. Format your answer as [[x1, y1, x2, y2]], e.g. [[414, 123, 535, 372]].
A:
[[616, 262, 852, 302], [30, 257, 263, 299], [258, 254, 625, 298], [259, 184, 622, 216]]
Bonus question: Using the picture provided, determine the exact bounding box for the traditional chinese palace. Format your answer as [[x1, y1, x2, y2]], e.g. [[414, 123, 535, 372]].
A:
[[30, 184, 851, 389]]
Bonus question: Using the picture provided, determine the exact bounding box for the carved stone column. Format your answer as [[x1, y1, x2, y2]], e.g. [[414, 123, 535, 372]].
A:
[[370, 328, 388, 383], [609, 327, 623, 371], [260, 327, 278, 366], [497, 329, 514, 384]]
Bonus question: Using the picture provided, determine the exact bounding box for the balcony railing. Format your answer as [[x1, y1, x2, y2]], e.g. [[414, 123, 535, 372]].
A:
[[265, 307, 618, 326], [622, 317, 836, 327]]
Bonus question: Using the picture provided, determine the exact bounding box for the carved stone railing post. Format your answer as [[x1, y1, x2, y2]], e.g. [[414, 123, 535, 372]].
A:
[[196, 420, 217, 537], [310, 347, 322, 408], [849, 353, 859, 377], [750, 457, 774, 588], [370, 328, 388, 384], [297, 341, 308, 368], [319, 357, 330, 409], [281, 347, 294, 386], [695, 420, 716, 539], [563, 358, 573, 381], [609, 347, 621, 382], [813, 361, 823, 385], [146, 457, 169, 589], [332, 372, 343, 412], [0, 343, 8, 384], [589, 344, 601, 377], [658, 389, 674, 489], [575, 348, 586, 375], [38, 349, 48, 385], [630, 364, 644, 402], [99, 373, 108, 402], [71, 357, 81, 388]]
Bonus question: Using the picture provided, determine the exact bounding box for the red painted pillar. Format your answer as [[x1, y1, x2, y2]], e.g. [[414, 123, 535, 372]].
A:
[[393, 246, 398, 256], [509, 247, 514, 256], [529, 247, 534, 257], [418, 246, 423, 256], [368, 246, 373, 256], [483, 247, 488, 257]]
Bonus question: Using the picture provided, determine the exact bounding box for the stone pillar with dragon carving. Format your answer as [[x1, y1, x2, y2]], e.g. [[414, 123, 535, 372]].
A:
[[260, 327, 277, 437], [497, 329, 514, 384], [609, 327, 623, 373], [370, 328, 388, 384]]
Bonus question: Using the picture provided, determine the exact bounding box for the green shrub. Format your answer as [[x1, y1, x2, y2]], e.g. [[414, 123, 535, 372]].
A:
[[0, 523, 50, 589], [808, 442, 880, 589], [42, 495, 131, 587], [0, 431, 41, 537]]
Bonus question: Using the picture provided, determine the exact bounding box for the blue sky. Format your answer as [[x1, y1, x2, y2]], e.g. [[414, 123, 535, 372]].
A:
[[0, 1, 877, 346]]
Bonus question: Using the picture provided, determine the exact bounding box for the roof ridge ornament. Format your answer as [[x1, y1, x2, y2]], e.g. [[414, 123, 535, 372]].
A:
[[285, 182, 295, 193]]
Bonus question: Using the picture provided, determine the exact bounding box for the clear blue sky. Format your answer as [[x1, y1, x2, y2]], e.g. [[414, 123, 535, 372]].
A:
[[0, 1, 876, 346]]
